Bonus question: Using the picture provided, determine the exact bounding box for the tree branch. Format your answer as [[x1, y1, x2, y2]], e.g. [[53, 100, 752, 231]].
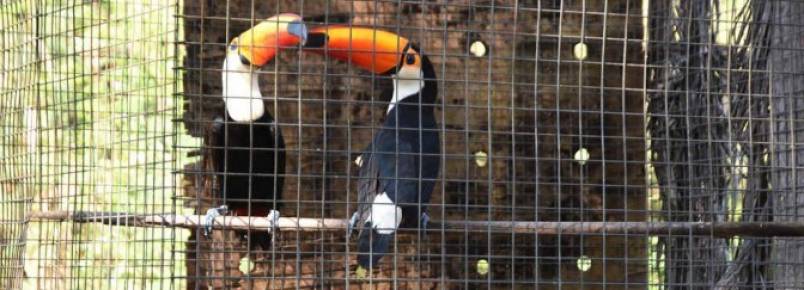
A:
[[26, 210, 804, 237]]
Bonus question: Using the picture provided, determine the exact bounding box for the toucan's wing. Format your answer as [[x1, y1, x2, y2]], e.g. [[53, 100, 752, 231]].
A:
[[356, 128, 421, 228], [376, 140, 417, 205], [355, 142, 379, 232]]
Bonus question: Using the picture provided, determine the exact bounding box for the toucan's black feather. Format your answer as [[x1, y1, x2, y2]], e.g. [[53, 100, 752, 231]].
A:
[[353, 53, 440, 270], [210, 111, 285, 251], [357, 223, 394, 269]]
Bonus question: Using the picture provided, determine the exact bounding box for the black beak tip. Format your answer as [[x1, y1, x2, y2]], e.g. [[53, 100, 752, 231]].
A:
[[303, 32, 328, 49]]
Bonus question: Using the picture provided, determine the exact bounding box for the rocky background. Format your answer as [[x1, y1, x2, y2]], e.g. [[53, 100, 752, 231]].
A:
[[181, 1, 646, 289]]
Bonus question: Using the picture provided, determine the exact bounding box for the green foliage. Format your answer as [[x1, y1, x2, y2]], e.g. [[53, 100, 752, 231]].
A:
[[2, 0, 195, 289]]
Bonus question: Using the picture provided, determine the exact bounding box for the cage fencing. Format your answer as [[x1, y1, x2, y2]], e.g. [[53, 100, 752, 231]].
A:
[[2, 0, 804, 289]]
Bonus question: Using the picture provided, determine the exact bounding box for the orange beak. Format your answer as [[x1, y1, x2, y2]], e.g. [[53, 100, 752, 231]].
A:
[[235, 13, 308, 67], [304, 26, 409, 74]]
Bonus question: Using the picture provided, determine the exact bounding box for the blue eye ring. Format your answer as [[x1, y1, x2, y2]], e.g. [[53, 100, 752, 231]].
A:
[[405, 53, 416, 65]]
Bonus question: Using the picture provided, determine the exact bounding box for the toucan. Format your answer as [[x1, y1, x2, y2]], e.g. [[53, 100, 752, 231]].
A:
[[202, 13, 308, 252], [304, 26, 440, 276]]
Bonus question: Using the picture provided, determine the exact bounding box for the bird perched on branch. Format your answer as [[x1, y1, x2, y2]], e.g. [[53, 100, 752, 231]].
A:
[[304, 26, 440, 277], [202, 13, 308, 252]]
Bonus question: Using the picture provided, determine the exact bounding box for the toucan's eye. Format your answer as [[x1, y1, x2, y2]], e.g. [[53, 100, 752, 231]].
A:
[[229, 43, 237, 51], [406, 53, 416, 65]]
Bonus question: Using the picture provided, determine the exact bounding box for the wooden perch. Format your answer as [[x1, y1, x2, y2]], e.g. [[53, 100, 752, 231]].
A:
[[26, 210, 804, 237]]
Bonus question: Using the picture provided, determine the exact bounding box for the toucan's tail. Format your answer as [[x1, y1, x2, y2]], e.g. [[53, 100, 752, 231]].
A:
[[241, 230, 272, 252], [357, 222, 395, 270], [230, 206, 274, 252]]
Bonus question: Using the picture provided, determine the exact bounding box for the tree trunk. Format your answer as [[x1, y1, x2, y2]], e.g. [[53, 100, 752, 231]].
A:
[[770, 1, 804, 288]]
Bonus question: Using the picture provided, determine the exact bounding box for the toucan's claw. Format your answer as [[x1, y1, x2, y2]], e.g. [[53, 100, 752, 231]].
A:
[[203, 205, 229, 237], [420, 212, 431, 233], [265, 209, 280, 248], [211, 116, 224, 132], [347, 212, 359, 237], [267, 210, 280, 229]]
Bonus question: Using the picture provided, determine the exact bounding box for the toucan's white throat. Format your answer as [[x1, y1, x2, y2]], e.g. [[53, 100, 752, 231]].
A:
[[222, 52, 265, 122], [388, 66, 424, 114]]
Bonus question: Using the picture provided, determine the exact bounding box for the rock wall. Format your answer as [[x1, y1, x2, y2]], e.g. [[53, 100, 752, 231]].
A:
[[182, 1, 645, 289]]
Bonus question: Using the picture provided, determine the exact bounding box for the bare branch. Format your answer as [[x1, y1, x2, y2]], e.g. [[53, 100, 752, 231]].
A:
[[27, 211, 804, 237]]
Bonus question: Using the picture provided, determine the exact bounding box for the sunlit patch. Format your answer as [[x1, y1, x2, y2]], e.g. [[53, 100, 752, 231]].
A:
[[574, 148, 590, 165], [476, 259, 489, 275], [574, 42, 588, 60], [470, 40, 488, 57], [474, 150, 488, 167], [239, 256, 255, 273], [355, 266, 367, 279], [577, 255, 592, 272]]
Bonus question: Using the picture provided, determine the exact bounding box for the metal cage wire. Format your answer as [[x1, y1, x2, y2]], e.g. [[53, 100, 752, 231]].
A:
[[1, 0, 804, 289]]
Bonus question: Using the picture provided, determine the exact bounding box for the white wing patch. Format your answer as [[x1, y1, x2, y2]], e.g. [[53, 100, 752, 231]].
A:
[[367, 192, 402, 235], [222, 51, 265, 122]]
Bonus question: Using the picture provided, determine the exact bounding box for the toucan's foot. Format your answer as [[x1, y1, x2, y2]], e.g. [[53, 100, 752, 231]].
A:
[[267, 209, 280, 229], [203, 205, 229, 237], [211, 116, 224, 132], [420, 212, 431, 233], [264, 209, 281, 248], [347, 212, 359, 237]]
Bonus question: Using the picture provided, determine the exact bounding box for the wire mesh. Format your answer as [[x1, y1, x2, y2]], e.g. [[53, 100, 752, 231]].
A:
[[1, 0, 181, 289], [2, 0, 804, 289]]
